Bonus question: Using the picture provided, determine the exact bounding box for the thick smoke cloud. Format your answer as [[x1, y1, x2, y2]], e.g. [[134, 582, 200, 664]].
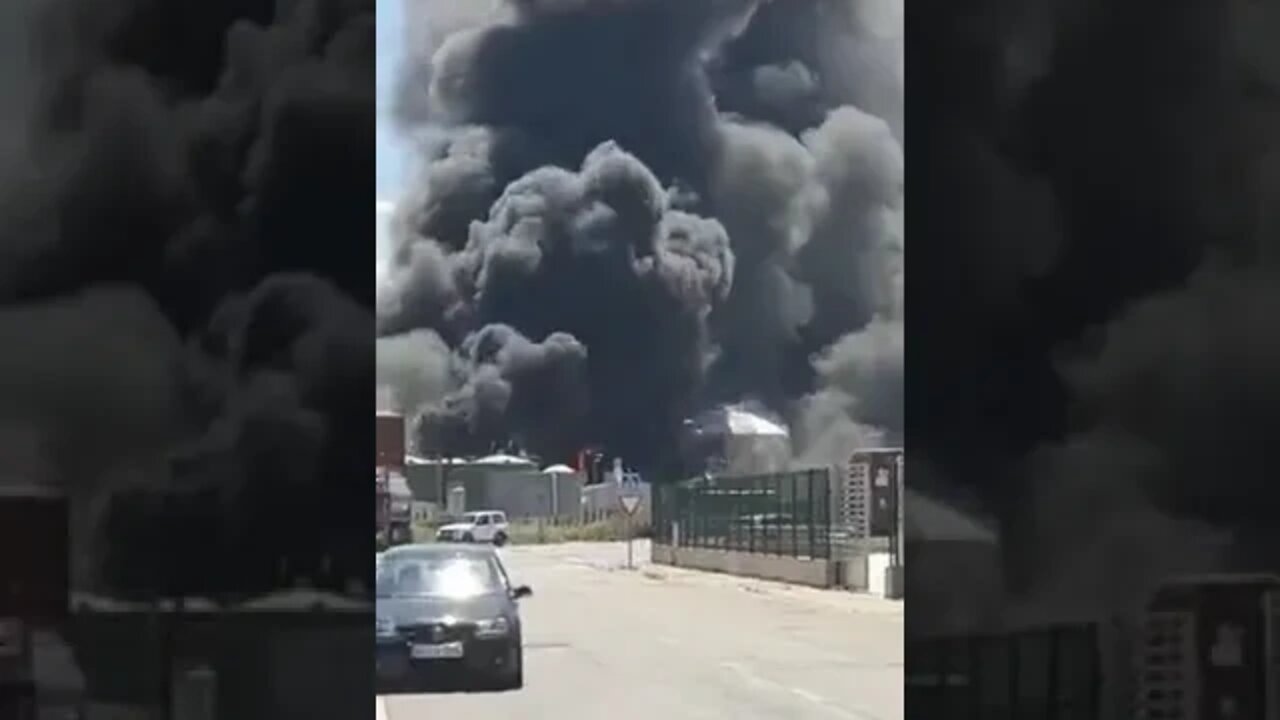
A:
[[376, 329, 453, 417], [912, 0, 1280, 621], [382, 141, 735, 465], [380, 0, 904, 474], [417, 325, 589, 460], [0, 0, 373, 597]]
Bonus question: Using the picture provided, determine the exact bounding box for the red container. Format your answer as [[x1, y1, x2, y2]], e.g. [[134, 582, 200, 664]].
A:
[[0, 483, 68, 715], [0, 484, 69, 625], [376, 412, 405, 471]]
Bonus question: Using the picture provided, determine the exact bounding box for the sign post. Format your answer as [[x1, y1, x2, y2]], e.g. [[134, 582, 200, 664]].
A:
[[619, 489, 642, 570]]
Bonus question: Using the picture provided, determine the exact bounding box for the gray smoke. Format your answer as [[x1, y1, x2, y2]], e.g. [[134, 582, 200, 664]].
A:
[[376, 329, 453, 421], [0, 0, 375, 596], [417, 324, 589, 459], [380, 0, 903, 472]]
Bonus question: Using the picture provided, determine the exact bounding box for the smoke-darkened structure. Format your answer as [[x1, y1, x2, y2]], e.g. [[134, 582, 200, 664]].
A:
[[0, 0, 374, 598], [377, 0, 904, 478]]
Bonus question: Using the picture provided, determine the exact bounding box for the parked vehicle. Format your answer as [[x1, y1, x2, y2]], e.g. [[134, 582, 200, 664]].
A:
[[375, 543, 530, 692], [377, 471, 415, 549], [376, 411, 414, 548], [436, 511, 510, 546]]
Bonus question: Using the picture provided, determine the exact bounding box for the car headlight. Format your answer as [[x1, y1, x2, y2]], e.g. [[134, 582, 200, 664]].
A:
[[474, 616, 510, 638], [376, 616, 397, 637]]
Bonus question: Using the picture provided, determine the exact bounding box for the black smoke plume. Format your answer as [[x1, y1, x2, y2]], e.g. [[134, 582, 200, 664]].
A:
[[379, 0, 904, 474], [910, 0, 1280, 621], [0, 0, 374, 598]]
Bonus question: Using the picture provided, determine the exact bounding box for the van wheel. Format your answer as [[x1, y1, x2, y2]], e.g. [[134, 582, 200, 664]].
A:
[[493, 532, 508, 547]]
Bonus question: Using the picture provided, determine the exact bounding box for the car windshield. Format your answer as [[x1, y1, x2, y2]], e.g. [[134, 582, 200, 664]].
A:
[[376, 555, 504, 599], [461, 513, 479, 523]]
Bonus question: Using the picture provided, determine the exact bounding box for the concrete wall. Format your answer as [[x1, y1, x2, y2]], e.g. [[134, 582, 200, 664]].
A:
[[651, 543, 836, 589], [582, 481, 651, 524], [830, 551, 891, 593]]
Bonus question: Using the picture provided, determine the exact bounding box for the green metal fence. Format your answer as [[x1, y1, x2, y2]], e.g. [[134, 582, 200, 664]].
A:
[[906, 623, 1101, 720], [652, 468, 834, 559]]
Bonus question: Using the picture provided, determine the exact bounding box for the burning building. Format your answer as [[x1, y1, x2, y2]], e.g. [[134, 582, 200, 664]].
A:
[[681, 406, 792, 478], [375, 0, 904, 479]]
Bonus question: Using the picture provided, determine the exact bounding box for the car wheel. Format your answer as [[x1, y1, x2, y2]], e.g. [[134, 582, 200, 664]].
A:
[[462, 532, 475, 543], [493, 531, 508, 547]]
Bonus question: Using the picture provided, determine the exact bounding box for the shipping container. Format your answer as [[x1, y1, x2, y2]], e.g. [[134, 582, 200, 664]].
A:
[[0, 483, 69, 717], [0, 484, 69, 624], [375, 412, 405, 471]]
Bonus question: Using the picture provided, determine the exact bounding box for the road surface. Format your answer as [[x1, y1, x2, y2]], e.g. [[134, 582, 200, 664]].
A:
[[378, 540, 903, 720]]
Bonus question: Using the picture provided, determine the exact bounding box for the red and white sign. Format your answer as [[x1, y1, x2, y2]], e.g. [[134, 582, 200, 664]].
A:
[[620, 494, 642, 515]]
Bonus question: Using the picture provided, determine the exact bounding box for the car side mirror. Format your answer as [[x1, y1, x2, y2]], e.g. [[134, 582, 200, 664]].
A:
[[511, 585, 533, 600]]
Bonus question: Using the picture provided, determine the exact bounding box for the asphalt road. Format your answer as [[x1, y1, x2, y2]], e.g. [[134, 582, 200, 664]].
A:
[[377, 540, 903, 720]]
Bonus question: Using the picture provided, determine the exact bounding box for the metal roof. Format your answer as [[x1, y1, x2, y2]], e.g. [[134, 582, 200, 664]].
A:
[[691, 406, 790, 438], [472, 453, 537, 467]]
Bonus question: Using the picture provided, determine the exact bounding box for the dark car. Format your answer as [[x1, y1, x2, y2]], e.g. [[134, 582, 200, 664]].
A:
[[375, 544, 531, 692]]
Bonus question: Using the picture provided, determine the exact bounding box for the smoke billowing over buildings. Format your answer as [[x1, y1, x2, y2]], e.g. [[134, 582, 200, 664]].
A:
[[0, 0, 374, 595], [377, 0, 904, 475]]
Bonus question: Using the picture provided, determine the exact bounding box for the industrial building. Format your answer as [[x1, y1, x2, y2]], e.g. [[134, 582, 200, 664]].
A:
[[404, 453, 587, 520], [681, 405, 792, 477]]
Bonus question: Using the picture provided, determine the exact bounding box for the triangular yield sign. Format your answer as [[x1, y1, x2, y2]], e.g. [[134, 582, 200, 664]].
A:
[[620, 495, 641, 514]]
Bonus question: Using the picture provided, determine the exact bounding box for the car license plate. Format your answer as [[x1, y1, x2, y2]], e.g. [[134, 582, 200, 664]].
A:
[[411, 642, 464, 659]]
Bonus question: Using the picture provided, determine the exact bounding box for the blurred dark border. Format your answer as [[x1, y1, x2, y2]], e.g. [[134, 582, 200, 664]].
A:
[[0, 1, 374, 717], [906, 0, 1279, 717]]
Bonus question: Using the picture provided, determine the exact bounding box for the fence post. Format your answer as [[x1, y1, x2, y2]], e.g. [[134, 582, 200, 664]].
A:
[[732, 491, 742, 548], [1009, 633, 1020, 718], [783, 474, 793, 558], [1046, 626, 1060, 720], [691, 489, 699, 548], [822, 469, 832, 558], [808, 472, 816, 558]]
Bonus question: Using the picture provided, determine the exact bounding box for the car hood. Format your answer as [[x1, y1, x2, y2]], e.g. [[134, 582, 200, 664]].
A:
[[436, 523, 473, 533], [377, 593, 513, 626]]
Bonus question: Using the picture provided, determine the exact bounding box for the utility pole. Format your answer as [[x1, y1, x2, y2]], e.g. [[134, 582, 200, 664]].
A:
[[895, 453, 905, 570]]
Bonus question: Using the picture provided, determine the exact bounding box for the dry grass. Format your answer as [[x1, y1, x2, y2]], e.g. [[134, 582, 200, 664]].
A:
[[413, 515, 650, 545]]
